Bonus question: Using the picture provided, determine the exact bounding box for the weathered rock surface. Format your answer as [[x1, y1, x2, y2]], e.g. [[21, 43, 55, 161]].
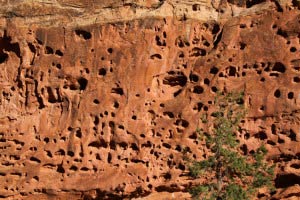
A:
[[0, 0, 300, 199]]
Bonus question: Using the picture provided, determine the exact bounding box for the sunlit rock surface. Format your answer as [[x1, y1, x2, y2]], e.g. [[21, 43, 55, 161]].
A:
[[0, 0, 300, 199]]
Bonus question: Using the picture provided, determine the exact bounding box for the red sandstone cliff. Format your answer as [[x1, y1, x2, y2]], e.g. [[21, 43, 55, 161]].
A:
[[0, 0, 300, 199]]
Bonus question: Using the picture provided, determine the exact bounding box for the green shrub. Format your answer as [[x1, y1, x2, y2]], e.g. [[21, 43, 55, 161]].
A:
[[188, 91, 274, 200]]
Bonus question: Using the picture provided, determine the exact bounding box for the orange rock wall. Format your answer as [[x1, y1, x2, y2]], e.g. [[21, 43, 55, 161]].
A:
[[0, 1, 300, 199]]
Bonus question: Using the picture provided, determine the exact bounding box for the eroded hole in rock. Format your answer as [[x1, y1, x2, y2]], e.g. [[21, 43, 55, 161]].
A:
[[287, 92, 294, 99], [163, 71, 187, 87], [192, 4, 200, 11], [32, 176, 39, 181], [45, 46, 54, 54], [43, 163, 55, 169], [0, 34, 20, 63], [292, 0, 300, 7], [228, 0, 246, 7], [110, 140, 117, 150], [291, 163, 300, 169], [75, 129, 82, 138], [99, 68, 107, 76], [118, 142, 128, 150], [112, 87, 124, 95], [155, 35, 166, 46], [66, 149, 74, 157], [210, 66, 219, 74], [240, 24, 246, 28], [175, 36, 189, 48], [30, 157, 41, 163], [107, 48, 113, 54], [174, 89, 183, 97], [272, 26, 280, 34], [211, 86, 218, 93], [30, 146, 37, 151], [57, 164, 65, 173], [163, 172, 172, 180], [0, 52, 8, 63], [113, 101, 119, 108], [246, 0, 266, 8], [140, 133, 146, 138], [244, 132, 250, 139], [75, 29, 92, 40], [142, 141, 152, 148], [272, 62, 286, 73], [240, 42, 246, 50], [95, 139, 107, 148], [211, 23, 220, 34], [93, 99, 100, 104], [130, 143, 139, 151], [274, 89, 281, 98], [55, 50, 63, 56], [94, 116, 99, 125], [271, 124, 277, 135], [70, 165, 78, 171], [278, 137, 285, 144], [55, 149, 65, 155], [240, 144, 248, 155], [259, 105, 265, 111], [193, 86, 204, 94], [277, 28, 288, 38], [77, 77, 88, 90], [193, 102, 203, 112], [228, 66, 237, 76], [80, 167, 89, 172], [254, 131, 267, 140], [291, 59, 300, 71], [44, 137, 49, 143], [257, 193, 267, 199], [162, 31, 167, 38], [109, 121, 115, 129], [189, 132, 197, 140], [28, 42, 36, 54], [55, 63, 62, 69], [288, 129, 297, 141], [204, 78, 210, 85], [275, 174, 300, 188], [175, 119, 189, 128], [190, 47, 206, 57], [111, 112, 115, 117], [162, 143, 171, 149], [293, 77, 300, 83], [163, 111, 174, 118], [290, 47, 297, 52], [267, 140, 276, 146], [178, 51, 184, 58], [46, 87, 60, 103], [203, 40, 210, 47], [150, 54, 162, 59]]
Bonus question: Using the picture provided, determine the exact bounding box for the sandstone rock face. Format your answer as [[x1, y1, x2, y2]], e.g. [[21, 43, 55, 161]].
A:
[[0, 0, 300, 199]]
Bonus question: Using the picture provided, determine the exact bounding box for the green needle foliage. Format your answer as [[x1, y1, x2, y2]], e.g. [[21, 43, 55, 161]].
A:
[[188, 91, 275, 200]]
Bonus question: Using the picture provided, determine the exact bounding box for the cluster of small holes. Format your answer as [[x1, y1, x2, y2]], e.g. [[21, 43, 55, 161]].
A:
[[2, 14, 300, 198]]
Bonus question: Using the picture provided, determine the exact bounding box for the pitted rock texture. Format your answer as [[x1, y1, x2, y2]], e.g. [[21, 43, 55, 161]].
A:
[[0, 0, 300, 199]]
